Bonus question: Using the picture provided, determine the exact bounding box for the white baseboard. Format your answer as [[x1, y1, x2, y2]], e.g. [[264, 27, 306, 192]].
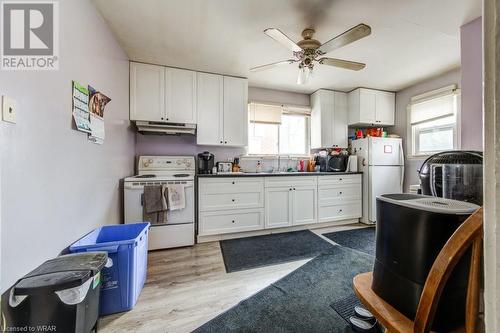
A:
[[197, 218, 360, 243]]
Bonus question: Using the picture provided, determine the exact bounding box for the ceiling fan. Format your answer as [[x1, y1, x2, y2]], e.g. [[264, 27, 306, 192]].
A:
[[250, 23, 371, 84]]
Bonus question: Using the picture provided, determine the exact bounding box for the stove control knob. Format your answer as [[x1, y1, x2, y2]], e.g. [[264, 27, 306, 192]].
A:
[[149, 159, 153, 163], [144, 162, 150, 167]]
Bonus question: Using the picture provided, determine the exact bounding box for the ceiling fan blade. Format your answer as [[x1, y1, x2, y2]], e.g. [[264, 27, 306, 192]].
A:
[[250, 59, 297, 72], [318, 23, 371, 54], [318, 58, 366, 71], [264, 28, 302, 52]]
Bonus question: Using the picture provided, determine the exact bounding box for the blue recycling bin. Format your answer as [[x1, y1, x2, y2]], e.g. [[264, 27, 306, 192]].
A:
[[69, 222, 150, 316]]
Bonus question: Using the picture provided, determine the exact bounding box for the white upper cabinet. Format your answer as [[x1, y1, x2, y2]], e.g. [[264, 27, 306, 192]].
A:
[[222, 76, 248, 146], [130, 62, 165, 122], [196, 73, 224, 145], [348, 88, 395, 126], [166, 67, 197, 123], [130, 62, 248, 146], [374, 90, 395, 125], [196, 75, 248, 146], [130, 62, 197, 123], [333, 92, 348, 148], [310, 89, 348, 149]]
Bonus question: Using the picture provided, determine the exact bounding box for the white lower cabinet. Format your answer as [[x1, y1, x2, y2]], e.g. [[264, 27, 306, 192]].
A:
[[198, 174, 361, 237], [199, 208, 264, 236], [292, 185, 317, 226], [318, 175, 362, 224], [265, 187, 293, 228]]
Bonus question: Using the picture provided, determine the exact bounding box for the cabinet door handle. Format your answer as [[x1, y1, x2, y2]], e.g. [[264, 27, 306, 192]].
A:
[[289, 188, 292, 191], [339, 209, 343, 212], [232, 220, 235, 223], [293, 188, 296, 190], [339, 191, 343, 195], [220, 140, 223, 144], [339, 178, 343, 181], [232, 199, 235, 202], [224, 141, 227, 144], [232, 181, 235, 185]]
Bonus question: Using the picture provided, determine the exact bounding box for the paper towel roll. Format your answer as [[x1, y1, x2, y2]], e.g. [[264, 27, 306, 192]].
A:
[[347, 155, 358, 172]]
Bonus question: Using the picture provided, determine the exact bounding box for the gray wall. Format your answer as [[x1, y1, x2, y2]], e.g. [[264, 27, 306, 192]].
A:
[[0, 0, 134, 292], [248, 86, 310, 106], [393, 69, 462, 191]]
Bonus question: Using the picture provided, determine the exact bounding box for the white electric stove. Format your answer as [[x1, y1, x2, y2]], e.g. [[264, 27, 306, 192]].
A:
[[124, 156, 195, 250]]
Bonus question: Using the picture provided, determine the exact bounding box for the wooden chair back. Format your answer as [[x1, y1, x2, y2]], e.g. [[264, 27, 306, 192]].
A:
[[353, 207, 483, 333], [413, 207, 483, 333]]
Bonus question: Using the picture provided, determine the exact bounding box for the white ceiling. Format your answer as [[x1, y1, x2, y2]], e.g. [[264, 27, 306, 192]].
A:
[[92, 0, 481, 93]]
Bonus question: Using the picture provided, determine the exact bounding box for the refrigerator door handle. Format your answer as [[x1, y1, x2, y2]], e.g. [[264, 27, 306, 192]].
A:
[[399, 140, 405, 166], [400, 166, 405, 192]]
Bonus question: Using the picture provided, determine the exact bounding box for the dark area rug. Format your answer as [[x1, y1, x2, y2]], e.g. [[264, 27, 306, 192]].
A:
[[322, 227, 376, 255], [193, 245, 374, 333], [220, 230, 335, 273]]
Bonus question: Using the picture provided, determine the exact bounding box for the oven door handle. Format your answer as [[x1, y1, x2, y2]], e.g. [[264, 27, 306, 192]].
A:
[[141, 193, 144, 207]]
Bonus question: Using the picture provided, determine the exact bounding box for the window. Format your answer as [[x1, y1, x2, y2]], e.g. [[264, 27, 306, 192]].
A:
[[248, 102, 310, 156], [408, 85, 460, 157]]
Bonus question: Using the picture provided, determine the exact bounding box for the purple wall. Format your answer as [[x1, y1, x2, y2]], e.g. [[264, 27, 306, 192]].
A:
[[0, 0, 134, 292], [393, 69, 462, 191], [460, 17, 483, 151], [135, 87, 311, 162], [135, 134, 245, 165]]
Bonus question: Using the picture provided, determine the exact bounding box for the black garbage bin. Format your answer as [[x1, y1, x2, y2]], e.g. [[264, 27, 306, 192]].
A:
[[4, 252, 107, 333]]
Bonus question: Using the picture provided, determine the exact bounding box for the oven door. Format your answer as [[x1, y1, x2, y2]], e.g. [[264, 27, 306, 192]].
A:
[[124, 180, 194, 224]]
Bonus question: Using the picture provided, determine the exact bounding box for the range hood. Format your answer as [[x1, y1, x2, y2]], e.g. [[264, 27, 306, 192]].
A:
[[135, 121, 196, 135]]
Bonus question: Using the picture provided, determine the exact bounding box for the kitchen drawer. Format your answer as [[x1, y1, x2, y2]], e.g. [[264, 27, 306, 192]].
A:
[[199, 177, 264, 194], [199, 191, 263, 211], [319, 174, 361, 187], [318, 183, 362, 204], [318, 201, 362, 223], [265, 176, 317, 188], [199, 208, 264, 236]]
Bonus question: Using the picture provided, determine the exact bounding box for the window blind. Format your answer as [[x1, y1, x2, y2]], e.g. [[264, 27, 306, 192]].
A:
[[409, 85, 458, 125], [248, 102, 282, 124]]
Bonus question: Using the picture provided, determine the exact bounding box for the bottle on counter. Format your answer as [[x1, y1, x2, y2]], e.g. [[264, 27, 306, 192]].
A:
[[256, 160, 262, 173], [232, 157, 241, 172]]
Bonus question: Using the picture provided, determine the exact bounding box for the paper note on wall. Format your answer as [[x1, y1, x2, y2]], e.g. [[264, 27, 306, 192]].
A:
[[87, 85, 111, 144], [72, 81, 91, 133]]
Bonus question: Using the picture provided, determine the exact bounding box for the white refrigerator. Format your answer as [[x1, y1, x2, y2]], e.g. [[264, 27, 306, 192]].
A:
[[351, 137, 404, 224]]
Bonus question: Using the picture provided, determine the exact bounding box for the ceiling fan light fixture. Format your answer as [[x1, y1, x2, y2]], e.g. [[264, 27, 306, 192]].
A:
[[297, 66, 311, 85], [254, 23, 371, 84]]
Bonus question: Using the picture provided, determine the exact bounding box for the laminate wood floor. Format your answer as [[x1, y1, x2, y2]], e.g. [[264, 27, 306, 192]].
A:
[[99, 224, 368, 333]]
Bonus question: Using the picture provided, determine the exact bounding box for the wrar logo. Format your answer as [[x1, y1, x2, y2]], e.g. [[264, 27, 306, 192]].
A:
[[1, 1, 59, 70]]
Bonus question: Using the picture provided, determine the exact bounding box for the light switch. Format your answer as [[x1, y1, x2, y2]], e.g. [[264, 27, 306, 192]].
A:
[[2, 95, 17, 123]]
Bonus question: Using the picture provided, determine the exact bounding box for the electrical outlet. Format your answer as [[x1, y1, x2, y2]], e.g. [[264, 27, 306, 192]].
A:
[[2, 95, 17, 124]]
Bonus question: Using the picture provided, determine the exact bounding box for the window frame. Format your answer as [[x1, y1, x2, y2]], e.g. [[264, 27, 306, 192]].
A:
[[406, 85, 461, 159], [247, 104, 311, 158]]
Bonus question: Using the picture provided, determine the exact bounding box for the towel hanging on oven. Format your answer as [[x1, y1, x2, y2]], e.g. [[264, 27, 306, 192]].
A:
[[167, 184, 186, 211]]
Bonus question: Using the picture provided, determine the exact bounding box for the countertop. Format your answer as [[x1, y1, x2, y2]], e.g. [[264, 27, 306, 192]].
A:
[[196, 171, 362, 177]]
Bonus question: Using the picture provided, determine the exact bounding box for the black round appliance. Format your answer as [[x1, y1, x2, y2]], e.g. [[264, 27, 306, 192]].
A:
[[418, 151, 482, 205]]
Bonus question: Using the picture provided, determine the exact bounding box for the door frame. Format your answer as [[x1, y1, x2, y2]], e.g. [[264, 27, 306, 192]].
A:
[[483, 3, 499, 332]]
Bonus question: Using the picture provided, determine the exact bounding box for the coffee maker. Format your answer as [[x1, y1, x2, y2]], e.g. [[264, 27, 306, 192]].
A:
[[197, 151, 215, 174]]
